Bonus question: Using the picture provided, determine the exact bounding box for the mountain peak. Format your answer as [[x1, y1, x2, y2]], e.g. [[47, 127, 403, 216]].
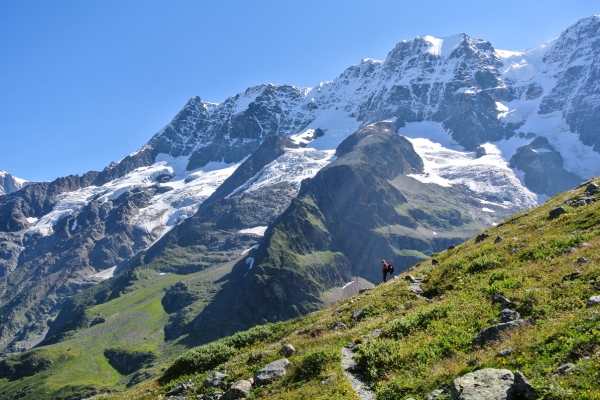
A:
[[421, 33, 466, 57]]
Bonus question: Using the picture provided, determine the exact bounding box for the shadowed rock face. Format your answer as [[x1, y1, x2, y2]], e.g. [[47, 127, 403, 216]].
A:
[[509, 136, 582, 196]]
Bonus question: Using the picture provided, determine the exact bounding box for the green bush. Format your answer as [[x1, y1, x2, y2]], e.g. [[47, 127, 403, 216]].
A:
[[467, 255, 502, 274], [223, 321, 291, 350], [162, 341, 236, 382], [381, 306, 449, 339], [294, 349, 339, 380]]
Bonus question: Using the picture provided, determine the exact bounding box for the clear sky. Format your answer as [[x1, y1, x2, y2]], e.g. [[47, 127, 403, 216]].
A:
[[1, 0, 598, 181]]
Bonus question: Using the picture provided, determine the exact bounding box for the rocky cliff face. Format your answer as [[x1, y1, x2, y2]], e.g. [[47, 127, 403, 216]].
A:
[[0, 171, 25, 196]]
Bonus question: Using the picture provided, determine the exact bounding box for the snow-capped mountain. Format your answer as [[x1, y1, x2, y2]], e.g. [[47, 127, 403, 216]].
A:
[[0, 171, 26, 196], [2, 16, 600, 355]]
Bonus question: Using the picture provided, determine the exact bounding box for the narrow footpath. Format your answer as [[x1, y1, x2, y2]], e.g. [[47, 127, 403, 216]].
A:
[[341, 345, 375, 400]]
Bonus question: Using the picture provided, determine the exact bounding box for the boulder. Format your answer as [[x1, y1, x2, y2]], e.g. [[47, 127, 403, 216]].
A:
[[513, 371, 537, 399], [408, 282, 423, 294], [279, 344, 296, 357], [329, 322, 348, 331], [492, 293, 516, 309], [494, 236, 504, 244], [475, 233, 490, 243], [555, 363, 575, 374], [500, 309, 520, 323], [352, 309, 365, 321], [473, 320, 525, 348], [451, 368, 514, 400], [587, 296, 600, 308], [204, 371, 228, 388], [405, 275, 418, 283], [254, 359, 290, 385], [585, 182, 599, 195], [222, 379, 252, 400], [166, 380, 194, 396], [432, 259, 439, 265], [549, 207, 566, 218]]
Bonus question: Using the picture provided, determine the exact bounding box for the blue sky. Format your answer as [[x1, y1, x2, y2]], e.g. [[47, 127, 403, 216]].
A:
[[1, 0, 599, 181]]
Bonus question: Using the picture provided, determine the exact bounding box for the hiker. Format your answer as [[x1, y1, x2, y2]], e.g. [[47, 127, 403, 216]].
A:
[[382, 260, 389, 282]]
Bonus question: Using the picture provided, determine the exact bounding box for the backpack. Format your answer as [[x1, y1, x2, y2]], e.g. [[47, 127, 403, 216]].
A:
[[388, 263, 394, 274]]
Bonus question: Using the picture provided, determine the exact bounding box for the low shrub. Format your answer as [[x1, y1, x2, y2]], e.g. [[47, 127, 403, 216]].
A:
[[294, 348, 339, 380], [161, 341, 236, 382]]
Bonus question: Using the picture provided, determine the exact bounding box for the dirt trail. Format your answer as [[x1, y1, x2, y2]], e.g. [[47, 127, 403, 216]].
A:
[[341, 345, 375, 400]]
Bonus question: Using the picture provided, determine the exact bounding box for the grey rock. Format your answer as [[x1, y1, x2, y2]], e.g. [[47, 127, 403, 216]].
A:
[[408, 282, 423, 294], [563, 270, 581, 281], [577, 257, 588, 264], [509, 137, 581, 197], [450, 368, 514, 400], [497, 347, 516, 357], [492, 293, 516, 309], [254, 359, 290, 385], [555, 363, 575, 374], [279, 344, 296, 357], [513, 371, 537, 399], [330, 322, 348, 331], [426, 389, 445, 399], [405, 275, 418, 283], [320, 373, 337, 385], [587, 296, 600, 308], [473, 320, 525, 347], [155, 174, 173, 183], [166, 381, 194, 396], [475, 233, 490, 243], [500, 309, 520, 323], [352, 308, 365, 321], [494, 236, 504, 244], [549, 207, 566, 218], [89, 316, 106, 327], [222, 379, 251, 400], [432, 259, 439, 265], [205, 371, 228, 388], [417, 295, 433, 303], [585, 182, 599, 195]]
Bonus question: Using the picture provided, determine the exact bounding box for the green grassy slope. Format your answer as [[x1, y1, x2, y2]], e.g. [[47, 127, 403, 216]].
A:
[[0, 260, 241, 400], [101, 178, 600, 400]]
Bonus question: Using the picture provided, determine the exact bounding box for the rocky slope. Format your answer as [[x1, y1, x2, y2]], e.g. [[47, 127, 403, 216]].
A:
[[2, 15, 600, 362]]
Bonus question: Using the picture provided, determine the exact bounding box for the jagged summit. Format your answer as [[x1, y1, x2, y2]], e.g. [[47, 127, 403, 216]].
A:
[[0, 170, 26, 196]]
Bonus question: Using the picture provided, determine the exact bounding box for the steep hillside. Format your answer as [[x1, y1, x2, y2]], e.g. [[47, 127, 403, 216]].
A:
[[88, 177, 600, 400]]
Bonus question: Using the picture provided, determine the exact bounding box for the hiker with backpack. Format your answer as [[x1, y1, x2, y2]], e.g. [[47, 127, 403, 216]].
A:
[[382, 260, 393, 282]]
